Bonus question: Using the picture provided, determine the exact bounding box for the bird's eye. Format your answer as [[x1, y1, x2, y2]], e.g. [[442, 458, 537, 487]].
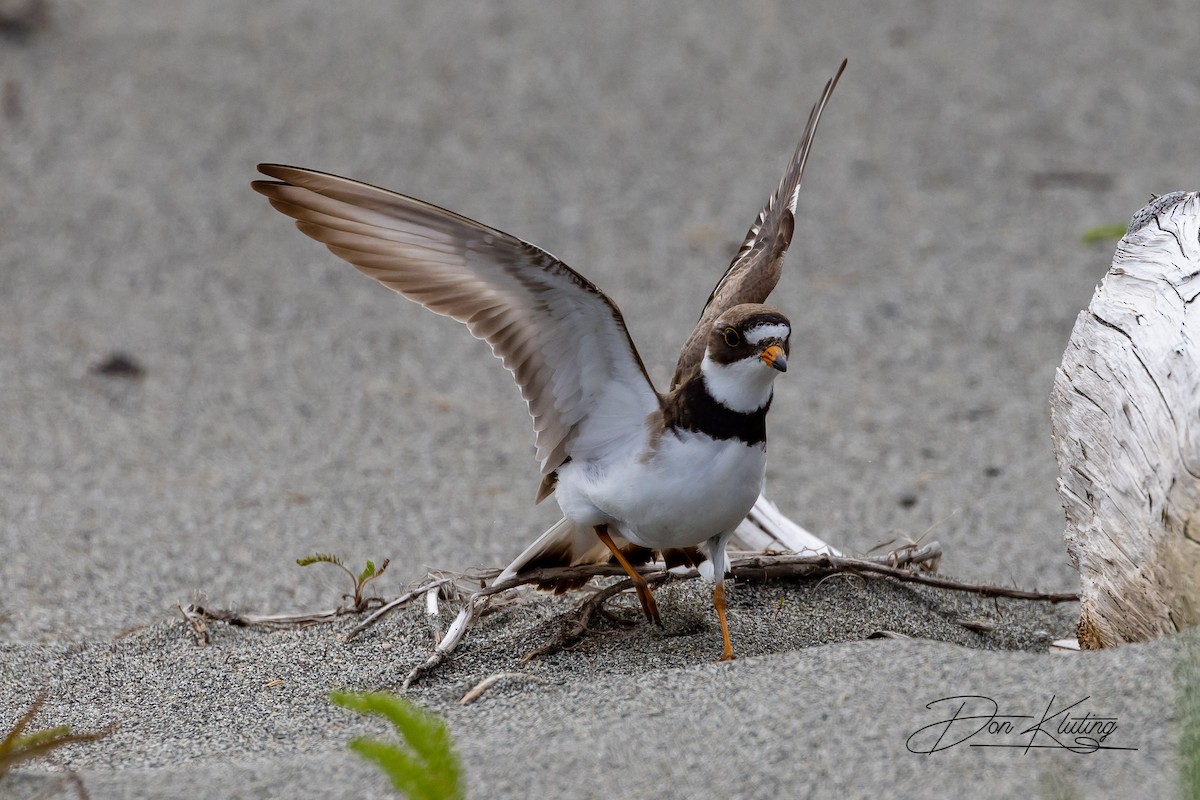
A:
[[723, 328, 740, 347]]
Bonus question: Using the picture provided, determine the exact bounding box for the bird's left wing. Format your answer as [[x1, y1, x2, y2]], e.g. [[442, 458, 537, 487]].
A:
[[671, 59, 845, 388], [253, 165, 661, 499]]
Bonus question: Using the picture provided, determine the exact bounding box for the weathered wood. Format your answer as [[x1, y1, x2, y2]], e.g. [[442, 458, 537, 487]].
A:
[[1051, 191, 1200, 648]]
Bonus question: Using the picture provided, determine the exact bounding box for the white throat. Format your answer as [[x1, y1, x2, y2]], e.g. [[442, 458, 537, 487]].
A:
[[700, 351, 779, 413]]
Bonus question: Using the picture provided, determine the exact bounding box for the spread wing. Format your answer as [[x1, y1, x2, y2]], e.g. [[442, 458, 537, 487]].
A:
[[671, 59, 845, 388], [253, 165, 662, 499]]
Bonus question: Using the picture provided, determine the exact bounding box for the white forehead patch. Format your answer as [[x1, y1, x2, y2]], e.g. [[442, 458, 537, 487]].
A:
[[744, 323, 791, 345]]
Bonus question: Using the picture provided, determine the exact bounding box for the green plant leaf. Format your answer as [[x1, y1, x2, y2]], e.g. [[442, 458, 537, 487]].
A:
[[349, 738, 451, 800], [362, 693, 449, 765], [297, 553, 345, 569], [0, 731, 110, 776], [331, 690, 463, 800], [11, 726, 71, 750], [1080, 223, 1127, 245], [0, 691, 45, 759], [358, 558, 390, 588], [358, 560, 378, 582], [1180, 634, 1200, 800], [0, 692, 112, 781]]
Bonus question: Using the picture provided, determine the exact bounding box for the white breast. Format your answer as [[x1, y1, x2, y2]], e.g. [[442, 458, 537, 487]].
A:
[[554, 428, 767, 550]]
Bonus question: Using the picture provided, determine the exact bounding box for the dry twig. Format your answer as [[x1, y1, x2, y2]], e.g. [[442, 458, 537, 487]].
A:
[[181, 538, 1077, 690], [182, 601, 379, 630], [458, 672, 546, 705], [727, 547, 1076, 603], [521, 573, 672, 662], [341, 579, 453, 643], [178, 603, 209, 646]]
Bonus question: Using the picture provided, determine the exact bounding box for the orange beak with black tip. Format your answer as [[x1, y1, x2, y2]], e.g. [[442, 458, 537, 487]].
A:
[[759, 343, 787, 372]]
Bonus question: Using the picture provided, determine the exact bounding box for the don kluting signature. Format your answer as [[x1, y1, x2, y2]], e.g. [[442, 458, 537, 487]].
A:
[[906, 695, 1138, 755]]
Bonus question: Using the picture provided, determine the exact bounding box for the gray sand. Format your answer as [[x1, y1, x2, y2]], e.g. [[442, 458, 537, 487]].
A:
[[1, 0, 1196, 797]]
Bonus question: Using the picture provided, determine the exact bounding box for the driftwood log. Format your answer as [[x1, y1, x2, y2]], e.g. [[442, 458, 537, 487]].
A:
[[1051, 191, 1200, 648]]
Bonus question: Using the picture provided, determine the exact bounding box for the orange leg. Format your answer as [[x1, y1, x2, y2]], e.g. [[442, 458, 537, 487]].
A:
[[713, 582, 736, 662], [594, 525, 661, 626]]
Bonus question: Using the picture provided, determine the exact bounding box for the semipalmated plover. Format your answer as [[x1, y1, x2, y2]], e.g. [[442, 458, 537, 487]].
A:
[[253, 59, 844, 660]]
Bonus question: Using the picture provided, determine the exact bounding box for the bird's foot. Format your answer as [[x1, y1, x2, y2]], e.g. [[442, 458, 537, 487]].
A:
[[634, 583, 662, 627], [712, 581, 737, 662], [595, 524, 663, 627]]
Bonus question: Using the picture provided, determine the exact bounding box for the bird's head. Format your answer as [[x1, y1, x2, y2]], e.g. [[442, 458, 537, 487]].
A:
[[700, 304, 791, 413]]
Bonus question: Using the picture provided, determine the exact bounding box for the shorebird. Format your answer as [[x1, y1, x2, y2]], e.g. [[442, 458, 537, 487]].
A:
[[253, 60, 844, 661]]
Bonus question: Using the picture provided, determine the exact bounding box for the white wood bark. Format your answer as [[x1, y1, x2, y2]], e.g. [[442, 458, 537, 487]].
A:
[[1051, 191, 1200, 648]]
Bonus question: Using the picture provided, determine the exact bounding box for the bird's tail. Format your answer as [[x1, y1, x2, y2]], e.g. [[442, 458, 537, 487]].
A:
[[495, 517, 703, 593], [495, 517, 612, 593]]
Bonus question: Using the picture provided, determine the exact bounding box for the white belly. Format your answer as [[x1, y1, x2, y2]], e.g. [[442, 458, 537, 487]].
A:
[[554, 429, 766, 549]]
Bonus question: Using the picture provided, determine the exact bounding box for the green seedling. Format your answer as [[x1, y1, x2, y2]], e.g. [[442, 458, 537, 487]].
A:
[[297, 553, 390, 611], [331, 690, 463, 800], [1, 690, 113, 782]]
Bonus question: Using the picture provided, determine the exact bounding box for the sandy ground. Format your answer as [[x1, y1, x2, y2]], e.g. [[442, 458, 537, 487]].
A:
[[1, 0, 1196, 797]]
